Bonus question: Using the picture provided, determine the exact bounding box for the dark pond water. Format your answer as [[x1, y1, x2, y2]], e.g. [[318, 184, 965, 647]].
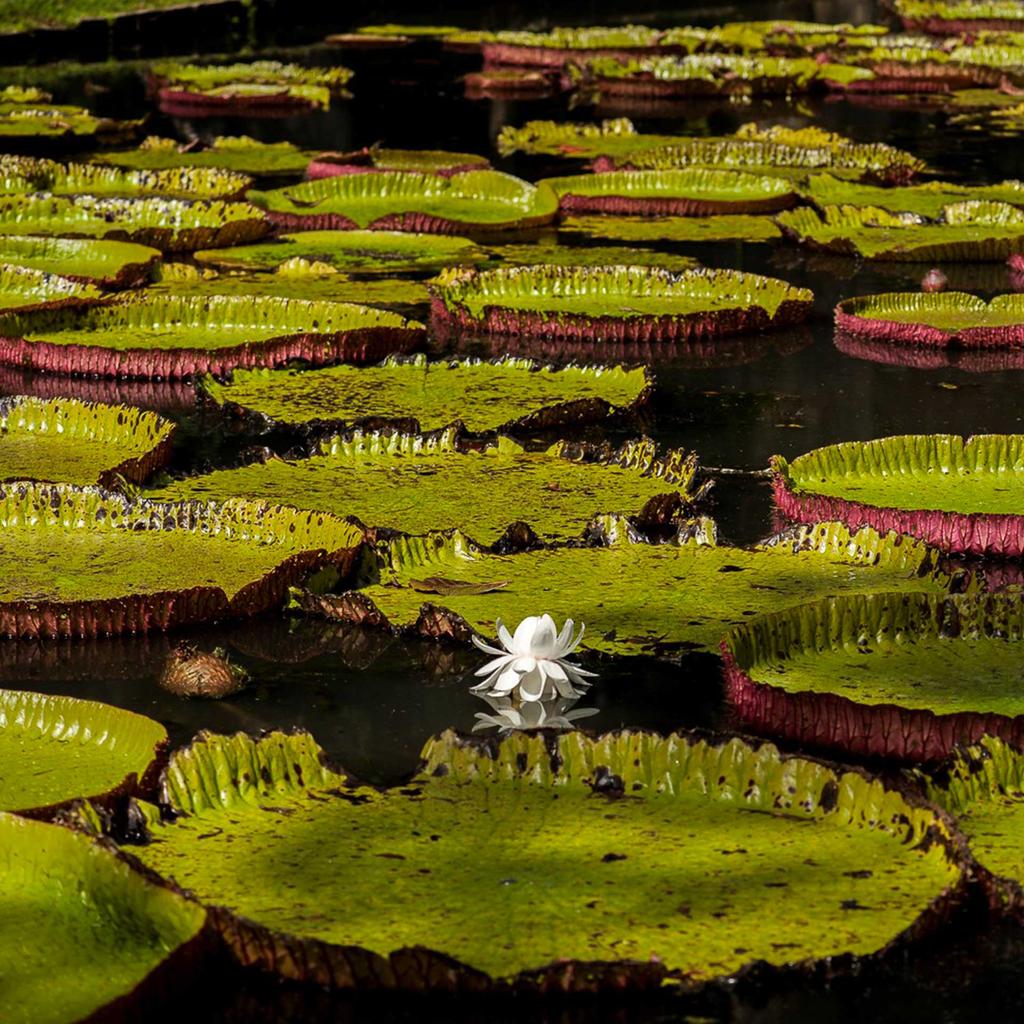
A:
[[5, 0, 1024, 1018]]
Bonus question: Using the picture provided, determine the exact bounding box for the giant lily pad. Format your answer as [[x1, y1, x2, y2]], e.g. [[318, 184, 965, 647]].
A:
[[0, 100, 136, 142], [895, 0, 1024, 34], [151, 60, 354, 114], [201, 356, 651, 435], [0, 262, 101, 310], [194, 230, 486, 275], [481, 25, 706, 68], [320, 520, 953, 658], [148, 431, 704, 547], [0, 154, 251, 201], [127, 727, 965, 991], [0, 812, 206, 1024], [0, 293, 424, 379], [0, 193, 269, 252], [248, 170, 558, 234], [0, 395, 175, 486], [772, 434, 1024, 555], [834, 291, 1024, 346], [0, 689, 167, 815], [776, 203, 1024, 261], [429, 265, 812, 341], [93, 135, 315, 176], [307, 148, 490, 179], [539, 168, 798, 216], [924, 736, 1024, 894], [0, 482, 364, 638], [562, 213, 782, 242], [724, 592, 1024, 764], [0, 235, 160, 288], [488, 242, 698, 271], [581, 55, 873, 98], [802, 174, 1024, 219]]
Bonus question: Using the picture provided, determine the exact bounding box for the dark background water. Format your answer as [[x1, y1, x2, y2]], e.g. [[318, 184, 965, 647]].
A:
[[4, 0, 1024, 1018]]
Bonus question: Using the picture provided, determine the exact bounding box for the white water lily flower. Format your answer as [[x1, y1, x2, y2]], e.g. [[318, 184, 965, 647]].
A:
[[470, 614, 597, 702], [472, 693, 599, 733]]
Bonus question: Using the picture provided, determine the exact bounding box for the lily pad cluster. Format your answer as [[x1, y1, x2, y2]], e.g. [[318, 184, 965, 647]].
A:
[[93, 135, 316, 176]]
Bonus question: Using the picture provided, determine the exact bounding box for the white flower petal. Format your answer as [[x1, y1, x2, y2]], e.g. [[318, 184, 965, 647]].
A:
[[496, 619, 515, 653], [492, 665, 524, 695], [471, 634, 506, 657], [474, 654, 514, 677], [517, 668, 548, 702]]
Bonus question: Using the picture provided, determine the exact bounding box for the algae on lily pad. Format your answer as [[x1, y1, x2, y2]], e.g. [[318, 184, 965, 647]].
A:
[[0, 235, 160, 288], [201, 356, 650, 435], [0, 689, 166, 815], [0, 292, 425, 379], [924, 736, 1024, 893], [328, 520, 953, 658], [248, 170, 558, 234], [0, 262, 101, 311], [0, 154, 251, 201], [562, 214, 782, 242], [835, 291, 1024, 345], [0, 395, 175, 486], [772, 434, 1024, 555], [725, 591, 1024, 764], [802, 173, 1024, 219], [195, 230, 486, 275], [93, 135, 315, 177], [0, 482, 364, 638], [776, 203, 1024, 261], [430, 265, 812, 341], [540, 168, 799, 216], [0, 193, 269, 252], [149, 430, 704, 547], [128, 727, 964, 990], [0, 812, 206, 1024]]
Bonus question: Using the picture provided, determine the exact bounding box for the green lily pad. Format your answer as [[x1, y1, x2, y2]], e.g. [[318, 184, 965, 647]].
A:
[[539, 168, 798, 215], [0, 292, 424, 378], [0, 811, 206, 1024], [92, 135, 314, 176], [248, 170, 558, 233], [725, 591, 1024, 763], [0, 100, 135, 141], [331, 520, 953, 658], [583, 54, 874, 95], [151, 60, 354, 93], [772, 434, 1024, 555], [201, 356, 650, 435], [0, 395, 175, 486], [127, 727, 965, 990], [802, 173, 1024, 219], [0, 689, 166, 815], [0, 481, 364, 638], [0, 154, 251, 201], [0, 262, 101, 310], [0, 0, 245, 32], [834, 291, 1024, 344], [194, 229, 486, 275], [895, 0, 1024, 32], [148, 431, 703, 547], [155, 267, 430, 307], [0, 193, 269, 252], [923, 736, 1024, 891], [308, 148, 489, 177], [561, 214, 782, 242], [429, 264, 812, 339], [0, 234, 160, 288], [777, 202, 1024, 260], [488, 242, 699, 270]]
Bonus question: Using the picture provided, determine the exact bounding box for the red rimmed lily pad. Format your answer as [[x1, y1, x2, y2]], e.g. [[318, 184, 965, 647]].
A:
[[0, 262, 101, 311], [0, 292, 424, 379], [0, 481, 365, 639], [0, 235, 160, 289], [539, 168, 799, 216], [772, 434, 1024, 555], [307, 148, 490, 179], [247, 170, 558, 235], [723, 591, 1024, 765], [895, 0, 1024, 34], [835, 291, 1024, 347], [429, 265, 813, 342]]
